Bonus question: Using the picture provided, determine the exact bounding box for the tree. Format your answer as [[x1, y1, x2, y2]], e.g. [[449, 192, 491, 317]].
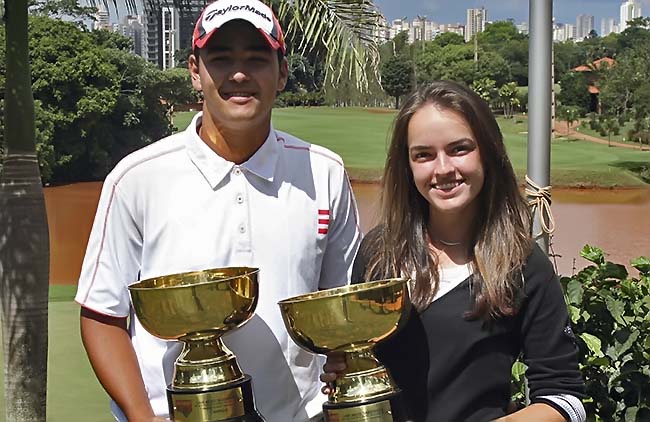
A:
[[497, 82, 520, 118], [285, 53, 323, 93], [476, 50, 512, 87], [554, 40, 587, 81], [600, 42, 650, 125], [433, 31, 464, 47], [556, 105, 581, 136], [557, 71, 591, 114], [0, 1, 50, 421], [157, 67, 199, 127], [391, 30, 409, 56], [477, 21, 528, 85], [415, 42, 510, 88], [4, 16, 182, 184], [470, 77, 497, 106], [617, 17, 650, 52], [478, 20, 524, 45], [28, 0, 96, 21], [599, 116, 619, 147], [629, 81, 650, 147], [381, 54, 414, 108], [1, 1, 384, 421]]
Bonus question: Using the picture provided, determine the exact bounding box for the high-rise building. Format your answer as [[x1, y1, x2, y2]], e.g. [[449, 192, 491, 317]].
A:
[[389, 18, 411, 40], [600, 17, 617, 36], [410, 16, 437, 43], [93, 5, 111, 31], [620, 0, 642, 32], [576, 14, 594, 40], [120, 15, 146, 58], [440, 23, 465, 38], [465, 7, 487, 42], [553, 23, 576, 42], [516, 21, 529, 35], [145, 0, 207, 69]]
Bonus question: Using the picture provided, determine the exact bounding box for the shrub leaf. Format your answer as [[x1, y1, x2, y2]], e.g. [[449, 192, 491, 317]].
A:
[[631, 256, 650, 275], [580, 333, 604, 357], [581, 245, 605, 265], [606, 297, 626, 326], [567, 278, 584, 305]]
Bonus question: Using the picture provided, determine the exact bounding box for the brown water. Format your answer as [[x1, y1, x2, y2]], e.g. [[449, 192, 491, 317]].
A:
[[352, 183, 650, 277], [44, 182, 102, 285], [44, 182, 649, 284]]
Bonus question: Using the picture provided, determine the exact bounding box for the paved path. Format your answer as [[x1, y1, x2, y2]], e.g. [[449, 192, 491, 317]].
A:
[[554, 120, 649, 151]]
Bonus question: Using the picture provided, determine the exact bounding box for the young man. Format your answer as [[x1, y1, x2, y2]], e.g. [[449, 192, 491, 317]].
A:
[[75, 1, 361, 421]]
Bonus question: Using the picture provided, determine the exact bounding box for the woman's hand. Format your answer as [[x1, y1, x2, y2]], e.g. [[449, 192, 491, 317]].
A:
[[320, 352, 347, 395]]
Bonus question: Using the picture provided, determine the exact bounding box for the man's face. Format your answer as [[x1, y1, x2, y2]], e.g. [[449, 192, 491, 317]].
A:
[[189, 20, 288, 131]]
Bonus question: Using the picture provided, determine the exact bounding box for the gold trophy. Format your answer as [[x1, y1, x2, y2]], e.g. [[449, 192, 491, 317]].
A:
[[129, 267, 265, 422], [278, 278, 412, 422]]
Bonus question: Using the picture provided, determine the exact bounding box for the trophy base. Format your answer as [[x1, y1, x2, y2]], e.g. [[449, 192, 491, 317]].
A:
[[168, 375, 265, 422], [323, 391, 412, 422]]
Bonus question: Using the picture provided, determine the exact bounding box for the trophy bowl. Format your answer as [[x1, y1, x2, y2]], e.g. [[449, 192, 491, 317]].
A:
[[278, 278, 411, 422], [129, 267, 264, 421]]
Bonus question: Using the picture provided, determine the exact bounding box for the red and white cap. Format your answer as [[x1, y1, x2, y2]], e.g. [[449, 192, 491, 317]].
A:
[[192, 0, 286, 54]]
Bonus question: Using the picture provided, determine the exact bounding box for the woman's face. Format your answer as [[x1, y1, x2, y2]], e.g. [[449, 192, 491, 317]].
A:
[[407, 104, 485, 221]]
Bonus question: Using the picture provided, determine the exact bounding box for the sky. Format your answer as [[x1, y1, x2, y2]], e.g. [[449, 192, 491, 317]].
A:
[[98, 0, 648, 31], [374, 0, 649, 28]]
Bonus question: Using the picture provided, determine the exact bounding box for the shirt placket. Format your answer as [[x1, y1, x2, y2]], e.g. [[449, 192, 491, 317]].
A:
[[232, 165, 253, 261]]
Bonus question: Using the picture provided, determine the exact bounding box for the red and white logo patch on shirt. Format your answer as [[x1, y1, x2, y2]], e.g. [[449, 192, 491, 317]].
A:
[[318, 209, 330, 235]]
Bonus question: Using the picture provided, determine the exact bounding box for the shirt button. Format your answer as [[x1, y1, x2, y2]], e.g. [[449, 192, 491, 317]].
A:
[[236, 194, 244, 204], [238, 224, 246, 234], [233, 167, 241, 176]]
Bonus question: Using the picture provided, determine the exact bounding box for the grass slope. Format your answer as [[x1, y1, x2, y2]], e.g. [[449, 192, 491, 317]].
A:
[[175, 108, 649, 187]]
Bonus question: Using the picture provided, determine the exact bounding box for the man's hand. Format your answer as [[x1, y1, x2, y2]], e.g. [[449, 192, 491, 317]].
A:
[[320, 352, 347, 395]]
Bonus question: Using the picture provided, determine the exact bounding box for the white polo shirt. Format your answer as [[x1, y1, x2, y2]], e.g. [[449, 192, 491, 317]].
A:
[[75, 112, 361, 421]]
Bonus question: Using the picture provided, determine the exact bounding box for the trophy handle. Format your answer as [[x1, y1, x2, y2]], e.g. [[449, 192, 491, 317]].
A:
[[329, 347, 398, 404], [173, 335, 245, 390]]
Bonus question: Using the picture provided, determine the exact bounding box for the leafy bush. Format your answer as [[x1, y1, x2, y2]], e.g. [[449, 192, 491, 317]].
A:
[[562, 246, 650, 421], [588, 113, 600, 131], [510, 247, 649, 420]]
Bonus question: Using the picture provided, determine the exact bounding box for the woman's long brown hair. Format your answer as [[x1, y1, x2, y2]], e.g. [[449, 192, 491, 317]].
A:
[[364, 80, 532, 319]]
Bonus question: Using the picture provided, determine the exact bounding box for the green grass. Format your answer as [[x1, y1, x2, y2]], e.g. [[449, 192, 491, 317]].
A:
[[0, 285, 108, 422], [175, 108, 650, 187]]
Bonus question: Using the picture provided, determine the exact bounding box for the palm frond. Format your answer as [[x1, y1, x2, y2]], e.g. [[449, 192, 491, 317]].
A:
[[85, 0, 196, 14], [85, 0, 139, 14], [278, 0, 384, 91], [83, 0, 385, 91]]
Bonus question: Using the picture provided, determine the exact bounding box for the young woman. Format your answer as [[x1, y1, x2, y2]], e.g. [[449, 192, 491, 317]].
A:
[[322, 81, 586, 421]]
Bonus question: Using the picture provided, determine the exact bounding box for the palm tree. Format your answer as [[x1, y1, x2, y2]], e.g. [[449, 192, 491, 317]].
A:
[[1, 1, 51, 421], [1, 1, 382, 420]]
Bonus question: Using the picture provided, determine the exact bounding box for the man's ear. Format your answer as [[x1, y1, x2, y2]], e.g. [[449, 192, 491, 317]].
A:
[[189, 53, 202, 91], [277, 56, 289, 92]]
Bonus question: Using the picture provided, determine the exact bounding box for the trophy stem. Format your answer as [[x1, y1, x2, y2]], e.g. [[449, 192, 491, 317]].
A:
[[173, 334, 245, 390], [329, 348, 398, 404]]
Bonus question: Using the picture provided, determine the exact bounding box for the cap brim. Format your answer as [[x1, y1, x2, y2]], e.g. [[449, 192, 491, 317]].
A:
[[194, 26, 284, 54]]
